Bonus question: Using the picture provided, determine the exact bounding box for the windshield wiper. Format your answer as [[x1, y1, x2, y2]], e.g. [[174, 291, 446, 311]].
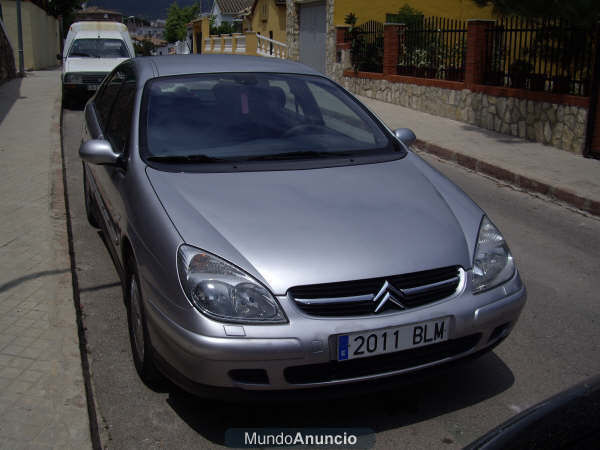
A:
[[147, 154, 228, 163], [70, 52, 93, 57], [246, 151, 353, 161]]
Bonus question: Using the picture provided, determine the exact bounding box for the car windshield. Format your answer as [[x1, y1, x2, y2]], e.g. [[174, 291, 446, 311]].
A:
[[69, 39, 129, 58], [143, 73, 396, 162]]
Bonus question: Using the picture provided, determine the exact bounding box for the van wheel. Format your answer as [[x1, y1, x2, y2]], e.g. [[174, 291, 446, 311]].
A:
[[62, 87, 73, 109], [126, 262, 164, 386], [83, 165, 100, 228]]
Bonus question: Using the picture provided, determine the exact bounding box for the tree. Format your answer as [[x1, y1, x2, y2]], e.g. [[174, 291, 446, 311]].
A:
[[48, 0, 85, 36], [164, 2, 199, 43], [471, 0, 600, 29], [134, 39, 156, 56]]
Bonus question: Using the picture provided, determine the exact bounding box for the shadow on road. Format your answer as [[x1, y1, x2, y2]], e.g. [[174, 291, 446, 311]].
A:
[[459, 124, 529, 145], [0, 76, 24, 126], [164, 352, 514, 445]]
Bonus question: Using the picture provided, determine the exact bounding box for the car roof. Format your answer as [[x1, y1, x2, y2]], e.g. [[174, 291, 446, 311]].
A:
[[132, 54, 323, 83]]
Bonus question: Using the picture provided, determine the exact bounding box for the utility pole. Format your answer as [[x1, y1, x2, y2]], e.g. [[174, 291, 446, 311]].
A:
[[16, 0, 24, 74]]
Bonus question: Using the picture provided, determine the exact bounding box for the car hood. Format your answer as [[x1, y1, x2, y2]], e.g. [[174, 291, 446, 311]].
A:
[[64, 57, 127, 74], [146, 158, 473, 294]]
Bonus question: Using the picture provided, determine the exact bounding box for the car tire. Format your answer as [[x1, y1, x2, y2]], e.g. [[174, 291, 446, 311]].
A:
[[83, 164, 100, 228], [62, 86, 73, 110], [125, 260, 164, 387]]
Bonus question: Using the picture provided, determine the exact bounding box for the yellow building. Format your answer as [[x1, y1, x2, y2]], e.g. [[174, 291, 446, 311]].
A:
[[189, 0, 288, 57], [244, 0, 286, 44], [334, 0, 495, 26], [0, 0, 61, 70]]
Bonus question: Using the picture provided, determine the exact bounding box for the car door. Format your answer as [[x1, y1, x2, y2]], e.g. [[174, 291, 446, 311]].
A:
[[87, 63, 137, 253]]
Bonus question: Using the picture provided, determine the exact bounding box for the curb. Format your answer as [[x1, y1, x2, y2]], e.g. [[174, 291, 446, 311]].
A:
[[56, 79, 103, 450], [414, 139, 600, 218]]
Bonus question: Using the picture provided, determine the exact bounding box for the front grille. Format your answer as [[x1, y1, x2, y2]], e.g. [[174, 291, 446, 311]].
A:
[[81, 73, 108, 85], [289, 266, 461, 317], [284, 334, 481, 384]]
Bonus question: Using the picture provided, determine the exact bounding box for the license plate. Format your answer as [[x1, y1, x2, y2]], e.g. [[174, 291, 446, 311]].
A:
[[337, 317, 450, 361], [87, 85, 99, 91]]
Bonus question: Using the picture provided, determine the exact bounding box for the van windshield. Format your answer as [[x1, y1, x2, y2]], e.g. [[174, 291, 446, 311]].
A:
[[69, 39, 129, 58]]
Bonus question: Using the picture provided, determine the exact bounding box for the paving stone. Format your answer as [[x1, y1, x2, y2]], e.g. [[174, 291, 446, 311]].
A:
[[0, 71, 91, 448]]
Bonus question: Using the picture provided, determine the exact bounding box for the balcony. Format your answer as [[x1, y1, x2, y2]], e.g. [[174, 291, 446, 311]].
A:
[[203, 32, 288, 59]]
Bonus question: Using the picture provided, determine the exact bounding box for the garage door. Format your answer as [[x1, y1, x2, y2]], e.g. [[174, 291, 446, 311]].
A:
[[299, 1, 326, 73]]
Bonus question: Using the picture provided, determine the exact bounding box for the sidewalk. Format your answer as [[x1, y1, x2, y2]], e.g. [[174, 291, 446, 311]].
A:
[[0, 71, 91, 448], [360, 95, 600, 217]]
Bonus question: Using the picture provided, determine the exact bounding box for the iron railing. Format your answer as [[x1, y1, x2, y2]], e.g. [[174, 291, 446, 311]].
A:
[[349, 20, 384, 73], [397, 16, 467, 81], [484, 17, 596, 96]]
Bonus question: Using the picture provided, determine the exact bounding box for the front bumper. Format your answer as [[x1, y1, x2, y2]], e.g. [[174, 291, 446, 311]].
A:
[[144, 270, 526, 393], [62, 72, 107, 97]]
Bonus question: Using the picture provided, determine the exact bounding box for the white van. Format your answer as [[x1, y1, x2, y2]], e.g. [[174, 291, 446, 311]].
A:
[[61, 21, 135, 106]]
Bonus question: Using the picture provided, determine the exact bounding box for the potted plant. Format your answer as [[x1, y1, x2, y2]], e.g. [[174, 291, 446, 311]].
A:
[[553, 75, 570, 94], [509, 59, 533, 89], [528, 73, 546, 91], [444, 66, 464, 81]]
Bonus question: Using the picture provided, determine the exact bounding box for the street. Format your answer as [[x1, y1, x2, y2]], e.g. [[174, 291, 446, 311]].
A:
[[62, 108, 600, 449]]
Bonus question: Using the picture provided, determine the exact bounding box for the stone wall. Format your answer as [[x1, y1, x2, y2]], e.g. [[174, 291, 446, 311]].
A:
[[324, 0, 336, 77], [285, 0, 299, 62], [0, 18, 15, 82], [331, 52, 588, 154]]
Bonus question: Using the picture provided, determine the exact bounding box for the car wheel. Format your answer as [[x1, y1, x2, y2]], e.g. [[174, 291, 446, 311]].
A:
[[83, 165, 100, 228], [62, 87, 73, 110], [126, 263, 164, 386]]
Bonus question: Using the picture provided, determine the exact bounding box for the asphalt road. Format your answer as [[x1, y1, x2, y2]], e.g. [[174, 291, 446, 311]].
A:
[[62, 109, 600, 449]]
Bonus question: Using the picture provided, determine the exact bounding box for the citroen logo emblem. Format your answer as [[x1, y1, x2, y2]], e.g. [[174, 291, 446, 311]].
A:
[[372, 280, 407, 313]]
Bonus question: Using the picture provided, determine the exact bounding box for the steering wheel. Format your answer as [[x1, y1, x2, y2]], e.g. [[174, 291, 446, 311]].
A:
[[282, 123, 328, 138]]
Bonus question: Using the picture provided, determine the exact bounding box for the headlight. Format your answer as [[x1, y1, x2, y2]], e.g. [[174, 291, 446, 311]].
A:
[[177, 245, 286, 323], [472, 216, 515, 293], [64, 73, 83, 84]]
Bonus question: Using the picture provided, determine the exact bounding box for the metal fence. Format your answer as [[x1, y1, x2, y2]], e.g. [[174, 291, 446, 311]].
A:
[[397, 17, 467, 81], [349, 20, 384, 73], [484, 17, 596, 96]]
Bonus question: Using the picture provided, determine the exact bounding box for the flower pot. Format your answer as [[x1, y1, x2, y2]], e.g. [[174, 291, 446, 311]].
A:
[[510, 73, 528, 89], [425, 67, 437, 78], [528, 74, 546, 92], [444, 67, 464, 81], [416, 67, 436, 78], [553, 76, 570, 94], [397, 65, 416, 76], [485, 71, 505, 86], [579, 79, 591, 97]]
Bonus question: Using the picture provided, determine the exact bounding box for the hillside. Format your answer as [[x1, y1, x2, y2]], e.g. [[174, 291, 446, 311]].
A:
[[85, 0, 213, 19]]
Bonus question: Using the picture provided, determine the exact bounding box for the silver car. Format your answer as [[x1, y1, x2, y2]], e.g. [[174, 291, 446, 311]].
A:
[[79, 55, 526, 396]]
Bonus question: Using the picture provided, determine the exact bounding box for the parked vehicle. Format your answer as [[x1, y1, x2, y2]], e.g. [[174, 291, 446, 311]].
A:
[[79, 55, 526, 397], [61, 21, 134, 108], [466, 375, 600, 449]]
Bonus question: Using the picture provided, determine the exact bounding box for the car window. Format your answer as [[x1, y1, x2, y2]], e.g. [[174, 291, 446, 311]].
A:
[[142, 73, 393, 161], [95, 71, 123, 129], [69, 39, 129, 58], [105, 66, 136, 154], [307, 83, 377, 145]]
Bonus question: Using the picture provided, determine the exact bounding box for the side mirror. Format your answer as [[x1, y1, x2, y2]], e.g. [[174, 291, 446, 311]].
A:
[[56, 54, 62, 61], [394, 128, 417, 146], [79, 139, 121, 165]]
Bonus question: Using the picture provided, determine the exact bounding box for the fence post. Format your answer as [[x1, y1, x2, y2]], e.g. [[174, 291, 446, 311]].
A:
[[383, 23, 403, 76], [336, 25, 349, 44], [465, 19, 495, 88]]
